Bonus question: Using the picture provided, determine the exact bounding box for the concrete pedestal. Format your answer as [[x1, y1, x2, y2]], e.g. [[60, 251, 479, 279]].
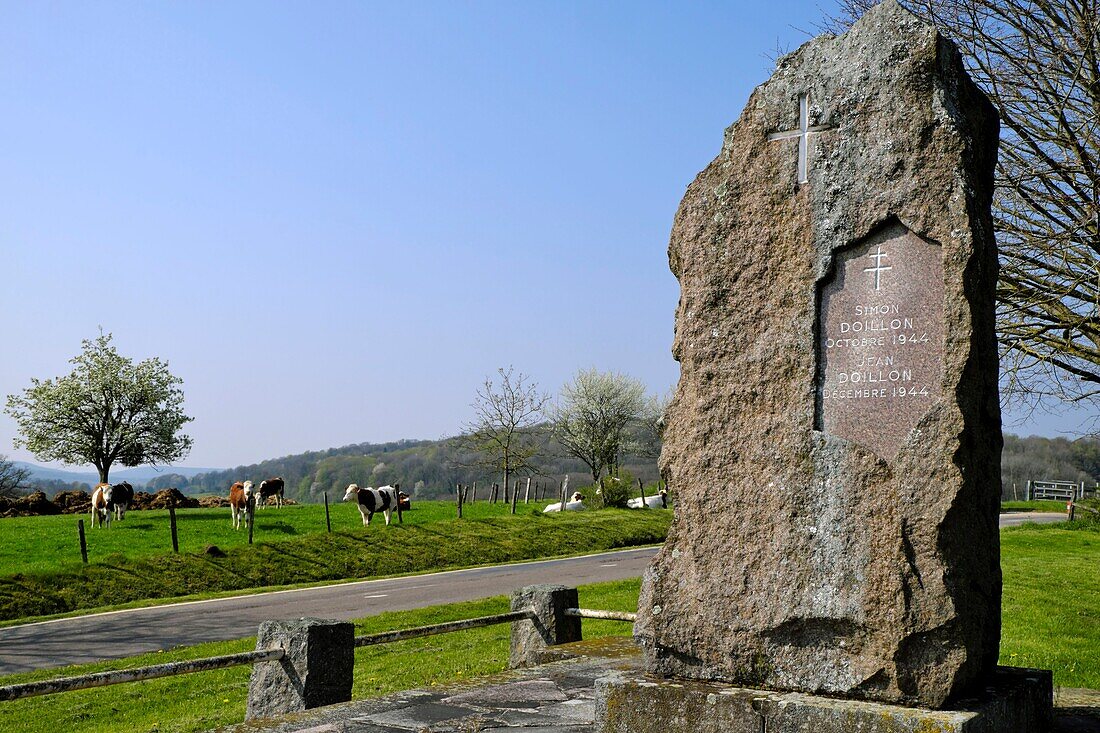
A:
[[595, 666, 1053, 733], [245, 617, 354, 721]]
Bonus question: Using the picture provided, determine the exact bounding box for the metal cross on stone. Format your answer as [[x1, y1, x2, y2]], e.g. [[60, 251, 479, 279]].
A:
[[863, 244, 892, 290], [767, 94, 834, 184]]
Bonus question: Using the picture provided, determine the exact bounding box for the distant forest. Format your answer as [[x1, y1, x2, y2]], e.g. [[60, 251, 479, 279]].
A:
[[27, 433, 1100, 503], [146, 431, 662, 503]]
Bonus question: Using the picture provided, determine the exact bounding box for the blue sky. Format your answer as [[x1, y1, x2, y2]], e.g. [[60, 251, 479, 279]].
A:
[[1, 2, 1086, 470]]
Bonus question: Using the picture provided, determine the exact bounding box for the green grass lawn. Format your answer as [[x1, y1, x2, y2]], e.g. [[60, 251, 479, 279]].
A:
[[0, 507, 671, 621], [0, 579, 642, 733], [0, 500, 555, 576], [1000, 524, 1100, 684], [0, 524, 1094, 733], [1001, 500, 1073, 513]]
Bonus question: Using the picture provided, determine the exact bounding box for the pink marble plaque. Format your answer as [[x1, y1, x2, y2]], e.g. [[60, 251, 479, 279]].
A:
[[816, 221, 944, 458]]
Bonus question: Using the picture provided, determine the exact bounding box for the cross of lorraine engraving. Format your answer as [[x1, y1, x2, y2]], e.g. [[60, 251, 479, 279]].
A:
[[767, 93, 834, 184], [863, 245, 892, 290]]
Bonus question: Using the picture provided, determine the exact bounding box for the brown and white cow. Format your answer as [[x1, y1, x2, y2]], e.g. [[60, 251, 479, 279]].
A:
[[228, 481, 253, 530], [342, 484, 399, 526], [91, 483, 114, 528], [112, 481, 135, 520], [256, 477, 285, 509]]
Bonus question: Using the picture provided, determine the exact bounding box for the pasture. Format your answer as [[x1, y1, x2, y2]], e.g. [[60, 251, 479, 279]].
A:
[[0, 522, 1096, 733], [0, 507, 671, 621], [0, 498, 568, 577]]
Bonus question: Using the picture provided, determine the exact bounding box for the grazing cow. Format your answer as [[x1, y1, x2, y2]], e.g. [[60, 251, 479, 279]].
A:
[[543, 492, 586, 513], [627, 488, 669, 509], [228, 481, 253, 530], [112, 481, 135, 520], [343, 484, 399, 526], [90, 484, 114, 528], [256, 477, 285, 509]]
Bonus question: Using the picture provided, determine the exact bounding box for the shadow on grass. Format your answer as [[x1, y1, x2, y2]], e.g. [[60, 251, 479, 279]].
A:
[[255, 523, 297, 535]]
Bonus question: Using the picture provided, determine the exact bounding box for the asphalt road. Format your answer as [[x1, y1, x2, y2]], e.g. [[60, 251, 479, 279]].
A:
[[999, 511, 1068, 528], [0, 512, 1070, 676], [0, 546, 660, 675]]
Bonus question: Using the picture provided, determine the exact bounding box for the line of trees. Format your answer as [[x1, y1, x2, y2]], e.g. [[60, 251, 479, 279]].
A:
[[459, 366, 670, 494]]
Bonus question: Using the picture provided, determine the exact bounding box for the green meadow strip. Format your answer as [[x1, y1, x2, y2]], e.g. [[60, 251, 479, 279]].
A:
[[0, 508, 670, 621]]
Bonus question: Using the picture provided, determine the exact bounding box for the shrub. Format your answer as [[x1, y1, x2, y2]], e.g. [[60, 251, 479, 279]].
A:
[[596, 471, 636, 509]]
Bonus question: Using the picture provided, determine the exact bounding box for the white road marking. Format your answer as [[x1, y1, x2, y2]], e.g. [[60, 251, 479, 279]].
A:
[[363, 594, 389, 599], [600, 564, 618, 567]]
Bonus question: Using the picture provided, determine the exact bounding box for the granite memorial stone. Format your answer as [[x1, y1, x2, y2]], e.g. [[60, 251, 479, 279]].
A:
[[633, 0, 1004, 709]]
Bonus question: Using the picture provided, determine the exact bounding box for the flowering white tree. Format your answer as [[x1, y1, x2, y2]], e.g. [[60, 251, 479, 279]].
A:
[[5, 333, 193, 484], [551, 369, 647, 486]]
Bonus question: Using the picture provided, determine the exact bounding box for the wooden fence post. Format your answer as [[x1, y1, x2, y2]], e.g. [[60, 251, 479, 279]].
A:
[[247, 496, 255, 545], [456, 483, 464, 519], [169, 506, 179, 553], [511, 480, 519, 514], [638, 477, 647, 509], [470, 481, 477, 503], [394, 483, 403, 523], [324, 491, 331, 532], [524, 477, 531, 504], [77, 519, 88, 564]]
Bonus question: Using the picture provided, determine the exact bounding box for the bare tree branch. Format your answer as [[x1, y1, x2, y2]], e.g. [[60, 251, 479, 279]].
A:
[[826, 0, 1100, 423]]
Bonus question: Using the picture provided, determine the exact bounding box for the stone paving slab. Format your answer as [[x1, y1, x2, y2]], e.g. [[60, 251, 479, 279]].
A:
[[212, 638, 640, 733]]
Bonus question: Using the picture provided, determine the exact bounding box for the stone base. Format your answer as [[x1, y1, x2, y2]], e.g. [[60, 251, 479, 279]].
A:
[[595, 666, 1053, 733]]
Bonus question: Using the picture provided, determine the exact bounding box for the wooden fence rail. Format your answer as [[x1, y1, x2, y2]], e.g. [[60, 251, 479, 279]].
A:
[[354, 610, 532, 647], [564, 608, 638, 622], [0, 648, 284, 702]]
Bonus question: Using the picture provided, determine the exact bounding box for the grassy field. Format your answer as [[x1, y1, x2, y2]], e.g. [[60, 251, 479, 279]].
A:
[[0, 506, 671, 621], [0, 500, 557, 576], [1001, 500, 1073, 513], [0, 522, 1096, 733], [1000, 523, 1100, 684]]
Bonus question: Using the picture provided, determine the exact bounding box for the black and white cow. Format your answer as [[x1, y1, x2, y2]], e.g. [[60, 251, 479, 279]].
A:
[[256, 477, 285, 508], [342, 484, 399, 526], [112, 481, 135, 520]]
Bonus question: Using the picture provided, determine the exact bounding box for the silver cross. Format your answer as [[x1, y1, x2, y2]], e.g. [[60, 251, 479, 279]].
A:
[[863, 245, 892, 290], [767, 94, 834, 184]]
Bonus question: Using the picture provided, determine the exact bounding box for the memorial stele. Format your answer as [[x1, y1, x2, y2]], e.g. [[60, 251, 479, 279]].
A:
[[633, 0, 1005, 708]]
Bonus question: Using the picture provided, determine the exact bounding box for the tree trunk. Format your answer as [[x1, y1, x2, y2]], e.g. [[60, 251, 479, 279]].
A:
[[96, 464, 110, 484]]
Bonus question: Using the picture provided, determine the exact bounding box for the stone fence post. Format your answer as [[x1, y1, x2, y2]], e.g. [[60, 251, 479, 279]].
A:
[[246, 617, 354, 721], [508, 584, 582, 668]]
